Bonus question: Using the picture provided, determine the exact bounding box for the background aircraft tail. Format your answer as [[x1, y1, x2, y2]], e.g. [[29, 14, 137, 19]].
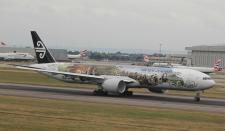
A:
[[31, 31, 56, 64], [214, 59, 223, 71], [143, 55, 150, 62], [80, 50, 88, 57], [0, 42, 6, 47]]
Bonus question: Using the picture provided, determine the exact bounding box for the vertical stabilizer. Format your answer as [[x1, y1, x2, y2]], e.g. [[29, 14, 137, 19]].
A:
[[214, 59, 222, 71], [31, 31, 56, 64], [143, 55, 150, 62]]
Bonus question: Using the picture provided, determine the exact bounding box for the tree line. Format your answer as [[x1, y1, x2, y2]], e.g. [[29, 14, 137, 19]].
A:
[[68, 51, 165, 61]]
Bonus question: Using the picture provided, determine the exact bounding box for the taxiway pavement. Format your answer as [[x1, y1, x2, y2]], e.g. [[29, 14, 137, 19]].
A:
[[0, 83, 225, 113]]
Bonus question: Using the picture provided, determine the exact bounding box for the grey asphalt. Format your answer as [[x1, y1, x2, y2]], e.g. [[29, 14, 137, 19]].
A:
[[0, 83, 225, 113]]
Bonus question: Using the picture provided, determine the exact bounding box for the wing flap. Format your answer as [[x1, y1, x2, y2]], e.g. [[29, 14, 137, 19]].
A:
[[15, 65, 105, 80]]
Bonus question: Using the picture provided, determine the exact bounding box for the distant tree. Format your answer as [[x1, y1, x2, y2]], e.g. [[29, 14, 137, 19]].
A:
[[88, 51, 146, 62]]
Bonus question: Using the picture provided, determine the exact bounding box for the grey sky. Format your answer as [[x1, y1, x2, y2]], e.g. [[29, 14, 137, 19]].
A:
[[1, 0, 225, 53]]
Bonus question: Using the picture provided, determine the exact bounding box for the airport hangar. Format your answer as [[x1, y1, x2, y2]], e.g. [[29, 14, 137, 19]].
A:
[[0, 47, 69, 61], [186, 45, 225, 67]]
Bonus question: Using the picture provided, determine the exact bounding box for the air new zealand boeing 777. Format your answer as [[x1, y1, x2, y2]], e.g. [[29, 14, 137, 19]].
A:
[[15, 31, 215, 101]]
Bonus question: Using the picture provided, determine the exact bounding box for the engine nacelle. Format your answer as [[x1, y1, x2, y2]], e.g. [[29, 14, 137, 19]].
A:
[[148, 88, 166, 93], [102, 78, 126, 94]]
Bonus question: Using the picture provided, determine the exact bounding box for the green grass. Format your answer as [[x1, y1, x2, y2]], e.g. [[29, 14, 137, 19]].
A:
[[0, 95, 224, 131], [0, 67, 97, 89]]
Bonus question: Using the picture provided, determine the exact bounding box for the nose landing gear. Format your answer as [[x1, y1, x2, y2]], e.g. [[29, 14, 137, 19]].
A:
[[194, 91, 201, 102]]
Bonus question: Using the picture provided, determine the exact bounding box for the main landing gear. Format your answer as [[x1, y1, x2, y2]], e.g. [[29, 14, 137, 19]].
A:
[[121, 91, 133, 96], [194, 91, 201, 102], [93, 89, 108, 96], [93, 89, 133, 96]]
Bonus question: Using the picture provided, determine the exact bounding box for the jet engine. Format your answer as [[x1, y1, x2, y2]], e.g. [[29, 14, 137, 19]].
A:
[[148, 88, 166, 93], [102, 78, 126, 94]]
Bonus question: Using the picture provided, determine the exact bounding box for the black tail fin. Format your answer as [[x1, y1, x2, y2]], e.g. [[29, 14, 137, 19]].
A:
[[31, 31, 56, 64]]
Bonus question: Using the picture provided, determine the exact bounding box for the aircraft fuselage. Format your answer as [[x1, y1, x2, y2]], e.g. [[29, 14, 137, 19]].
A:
[[31, 63, 215, 91]]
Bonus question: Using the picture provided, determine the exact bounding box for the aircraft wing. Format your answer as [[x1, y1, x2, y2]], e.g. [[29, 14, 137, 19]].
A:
[[16, 65, 104, 80], [14, 65, 136, 83]]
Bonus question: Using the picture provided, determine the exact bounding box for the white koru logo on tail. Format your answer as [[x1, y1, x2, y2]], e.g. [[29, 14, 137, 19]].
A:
[[35, 41, 46, 59]]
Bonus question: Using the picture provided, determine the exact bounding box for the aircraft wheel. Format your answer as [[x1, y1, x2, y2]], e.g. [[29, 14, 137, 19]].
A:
[[120, 91, 133, 96], [194, 96, 200, 102], [93, 89, 108, 96], [126, 91, 133, 96]]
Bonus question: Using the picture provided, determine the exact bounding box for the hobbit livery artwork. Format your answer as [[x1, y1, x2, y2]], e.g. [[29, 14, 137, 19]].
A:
[[57, 63, 192, 90], [15, 31, 215, 102]]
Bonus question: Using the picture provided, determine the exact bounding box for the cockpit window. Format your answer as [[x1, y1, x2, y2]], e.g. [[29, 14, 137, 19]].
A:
[[203, 77, 212, 80]]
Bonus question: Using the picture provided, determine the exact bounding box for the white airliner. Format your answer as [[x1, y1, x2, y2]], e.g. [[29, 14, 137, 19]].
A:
[[0, 42, 34, 61], [0, 52, 34, 61], [15, 31, 216, 101], [144, 55, 222, 74], [67, 50, 88, 59], [175, 63, 222, 74]]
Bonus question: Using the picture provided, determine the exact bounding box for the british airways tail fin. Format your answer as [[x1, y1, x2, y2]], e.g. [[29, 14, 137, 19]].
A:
[[80, 50, 88, 57], [143, 55, 150, 62], [213, 59, 223, 72], [31, 31, 56, 64]]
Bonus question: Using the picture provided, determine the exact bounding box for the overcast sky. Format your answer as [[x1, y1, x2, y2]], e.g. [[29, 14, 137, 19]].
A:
[[1, 0, 225, 53]]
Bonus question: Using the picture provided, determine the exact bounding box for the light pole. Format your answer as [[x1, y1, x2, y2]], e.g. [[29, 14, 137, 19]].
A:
[[159, 43, 162, 54]]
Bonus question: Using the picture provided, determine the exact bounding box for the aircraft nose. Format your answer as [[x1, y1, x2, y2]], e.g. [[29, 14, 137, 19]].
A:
[[199, 79, 215, 90], [206, 80, 215, 89]]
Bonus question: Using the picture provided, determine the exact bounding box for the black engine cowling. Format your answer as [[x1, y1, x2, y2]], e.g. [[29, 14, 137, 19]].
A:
[[102, 78, 126, 94]]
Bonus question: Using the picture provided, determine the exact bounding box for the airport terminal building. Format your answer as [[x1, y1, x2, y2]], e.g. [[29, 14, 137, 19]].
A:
[[0, 47, 69, 61], [186, 45, 225, 67]]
